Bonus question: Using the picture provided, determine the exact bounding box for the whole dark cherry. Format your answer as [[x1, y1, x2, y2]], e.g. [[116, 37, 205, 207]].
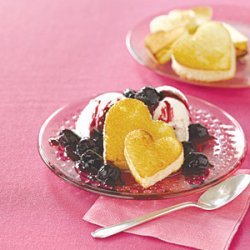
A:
[[134, 87, 160, 106], [182, 152, 213, 185], [58, 129, 80, 148], [76, 150, 103, 175], [76, 138, 101, 156], [188, 124, 211, 144], [96, 164, 122, 186]]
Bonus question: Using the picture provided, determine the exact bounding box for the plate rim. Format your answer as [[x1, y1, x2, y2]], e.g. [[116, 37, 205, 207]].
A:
[[38, 95, 248, 199]]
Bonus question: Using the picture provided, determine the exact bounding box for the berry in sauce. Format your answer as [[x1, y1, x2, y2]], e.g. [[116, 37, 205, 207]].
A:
[[188, 123, 211, 144], [65, 145, 80, 161], [76, 138, 101, 156], [58, 129, 80, 147], [96, 164, 122, 186], [48, 138, 60, 147], [182, 141, 195, 157], [134, 87, 160, 106], [182, 152, 213, 185], [90, 129, 103, 154], [76, 150, 103, 175]]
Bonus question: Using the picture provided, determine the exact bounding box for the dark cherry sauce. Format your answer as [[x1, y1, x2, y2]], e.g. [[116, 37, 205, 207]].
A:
[[97, 101, 112, 131], [50, 133, 213, 191], [49, 138, 59, 147], [89, 100, 101, 133], [150, 90, 191, 123], [157, 101, 174, 123], [89, 100, 114, 133], [48, 87, 214, 191], [185, 168, 210, 185], [56, 145, 69, 161], [159, 90, 189, 110]]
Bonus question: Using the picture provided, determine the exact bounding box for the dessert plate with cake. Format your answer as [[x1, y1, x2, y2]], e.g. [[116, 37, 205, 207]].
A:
[[126, 5, 250, 87], [38, 86, 247, 199]]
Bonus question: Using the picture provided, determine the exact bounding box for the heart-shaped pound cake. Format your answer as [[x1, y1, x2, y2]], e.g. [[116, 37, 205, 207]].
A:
[[145, 27, 186, 64], [172, 21, 236, 82], [103, 98, 176, 169], [125, 129, 183, 188]]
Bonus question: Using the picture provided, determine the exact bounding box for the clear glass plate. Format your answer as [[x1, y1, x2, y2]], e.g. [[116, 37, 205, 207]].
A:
[[38, 95, 247, 199], [126, 5, 250, 88]]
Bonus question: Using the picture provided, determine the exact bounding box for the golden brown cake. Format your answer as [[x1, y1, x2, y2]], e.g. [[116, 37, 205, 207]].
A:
[[103, 98, 175, 169], [125, 129, 183, 188]]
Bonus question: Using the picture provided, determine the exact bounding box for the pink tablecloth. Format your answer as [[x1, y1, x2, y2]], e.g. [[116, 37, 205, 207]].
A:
[[0, 0, 249, 249]]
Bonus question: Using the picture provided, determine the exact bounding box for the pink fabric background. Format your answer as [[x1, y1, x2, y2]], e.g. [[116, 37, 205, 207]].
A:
[[0, 0, 249, 249], [84, 170, 250, 250]]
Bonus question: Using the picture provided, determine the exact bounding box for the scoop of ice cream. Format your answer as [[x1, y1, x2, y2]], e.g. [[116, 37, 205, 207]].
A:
[[75, 92, 124, 137], [156, 85, 189, 107], [153, 97, 190, 141], [154, 86, 190, 141]]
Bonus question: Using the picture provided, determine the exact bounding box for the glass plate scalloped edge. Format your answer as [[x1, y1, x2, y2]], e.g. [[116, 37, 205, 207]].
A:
[[38, 95, 247, 199]]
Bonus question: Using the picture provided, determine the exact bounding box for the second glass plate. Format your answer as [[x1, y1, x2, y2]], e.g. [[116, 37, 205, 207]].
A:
[[126, 5, 250, 88]]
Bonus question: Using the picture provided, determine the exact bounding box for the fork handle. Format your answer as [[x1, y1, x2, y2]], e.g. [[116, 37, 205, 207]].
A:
[[91, 201, 199, 238]]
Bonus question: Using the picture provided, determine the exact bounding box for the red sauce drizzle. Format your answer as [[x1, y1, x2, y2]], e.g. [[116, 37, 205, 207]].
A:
[[158, 101, 174, 123], [159, 90, 189, 111], [89, 100, 101, 132], [89, 99, 120, 133], [97, 100, 112, 131]]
